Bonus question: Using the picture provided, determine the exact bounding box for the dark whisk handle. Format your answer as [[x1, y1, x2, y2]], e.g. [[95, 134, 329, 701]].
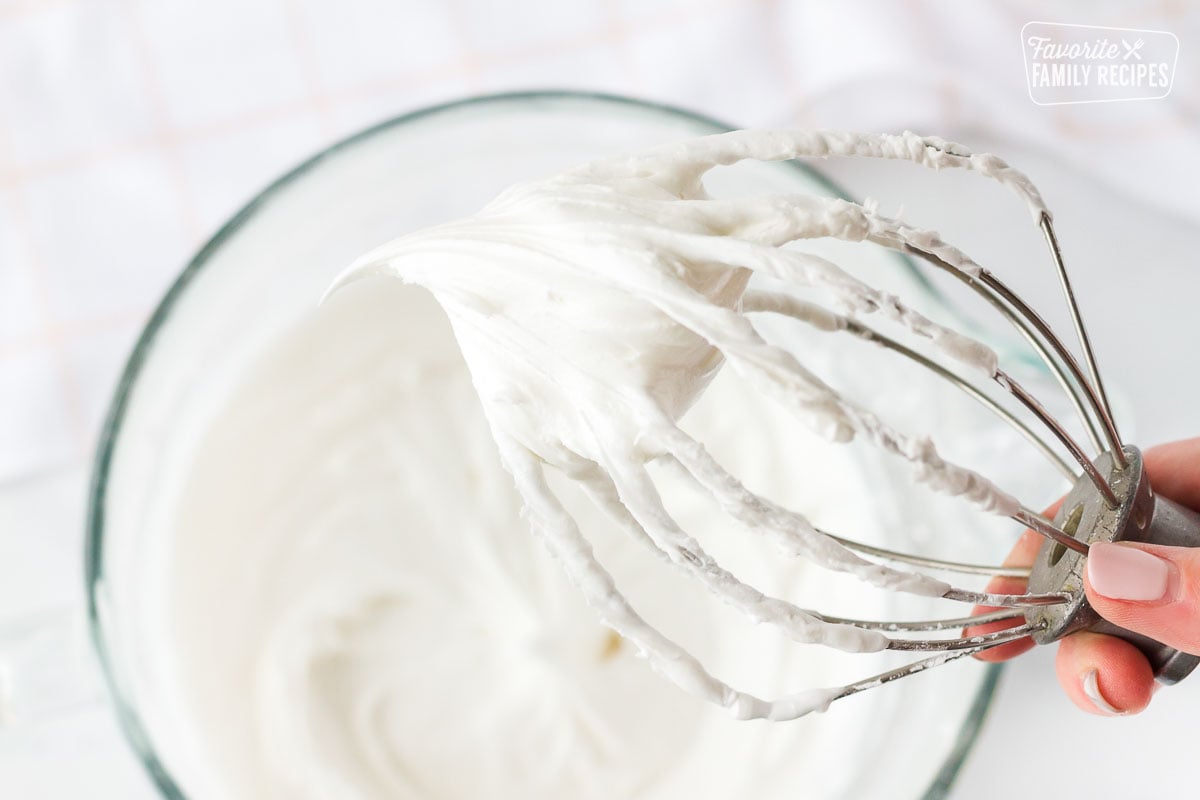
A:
[[1026, 445, 1200, 684]]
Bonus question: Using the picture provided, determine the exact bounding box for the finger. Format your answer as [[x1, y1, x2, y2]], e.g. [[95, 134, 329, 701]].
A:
[[965, 572, 1037, 662], [1001, 527, 1046, 570], [989, 498, 1065, 575], [1055, 630, 1154, 715], [1143, 437, 1200, 510], [1084, 541, 1200, 655], [965, 505, 1063, 663]]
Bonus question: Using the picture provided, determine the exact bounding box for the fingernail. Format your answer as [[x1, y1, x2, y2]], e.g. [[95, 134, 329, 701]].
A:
[[1081, 669, 1125, 716], [1087, 542, 1171, 602]]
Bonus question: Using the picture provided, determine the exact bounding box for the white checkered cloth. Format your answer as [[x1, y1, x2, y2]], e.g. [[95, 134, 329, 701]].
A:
[[2, 0, 1198, 484]]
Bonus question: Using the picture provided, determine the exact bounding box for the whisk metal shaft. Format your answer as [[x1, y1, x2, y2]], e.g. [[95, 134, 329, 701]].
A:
[[884, 622, 1039, 652], [821, 530, 1030, 579], [995, 371, 1119, 506], [942, 587, 1069, 607], [898, 243, 1109, 458], [742, 290, 1103, 549], [1039, 213, 1126, 469], [821, 607, 1025, 633], [743, 292, 1077, 482], [911, 137, 1123, 464], [979, 268, 1124, 463], [846, 325, 1078, 483], [825, 625, 1038, 706], [1015, 507, 1089, 556]]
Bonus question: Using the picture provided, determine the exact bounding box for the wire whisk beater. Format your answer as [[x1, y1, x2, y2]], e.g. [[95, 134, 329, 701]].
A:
[[331, 129, 1200, 720]]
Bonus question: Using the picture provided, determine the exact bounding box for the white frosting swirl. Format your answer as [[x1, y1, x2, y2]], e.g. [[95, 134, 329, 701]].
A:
[[328, 130, 1038, 720]]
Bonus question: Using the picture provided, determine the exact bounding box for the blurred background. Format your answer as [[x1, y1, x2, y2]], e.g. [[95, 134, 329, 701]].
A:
[[2, 0, 1198, 797]]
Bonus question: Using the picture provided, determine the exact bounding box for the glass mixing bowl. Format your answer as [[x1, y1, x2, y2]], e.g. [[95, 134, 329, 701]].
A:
[[86, 91, 1008, 799]]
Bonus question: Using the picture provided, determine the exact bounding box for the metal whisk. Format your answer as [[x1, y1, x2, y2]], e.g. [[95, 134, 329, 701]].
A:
[[333, 129, 1200, 720]]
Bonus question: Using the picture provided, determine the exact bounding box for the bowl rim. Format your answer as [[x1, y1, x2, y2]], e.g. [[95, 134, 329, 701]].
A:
[[83, 88, 1000, 800]]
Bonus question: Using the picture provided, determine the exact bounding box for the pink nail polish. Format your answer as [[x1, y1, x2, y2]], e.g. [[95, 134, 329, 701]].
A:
[[1087, 542, 1171, 602]]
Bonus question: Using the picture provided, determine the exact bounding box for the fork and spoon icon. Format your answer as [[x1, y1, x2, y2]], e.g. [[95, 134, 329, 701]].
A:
[[1122, 38, 1145, 60]]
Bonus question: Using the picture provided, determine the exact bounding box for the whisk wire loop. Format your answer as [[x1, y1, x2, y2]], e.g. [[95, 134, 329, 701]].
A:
[[1038, 212, 1126, 468], [343, 129, 1151, 720], [898, 243, 1109, 459], [741, 291, 1077, 482]]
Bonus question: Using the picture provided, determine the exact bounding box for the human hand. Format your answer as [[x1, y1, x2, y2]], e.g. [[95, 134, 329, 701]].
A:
[[966, 437, 1200, 715]]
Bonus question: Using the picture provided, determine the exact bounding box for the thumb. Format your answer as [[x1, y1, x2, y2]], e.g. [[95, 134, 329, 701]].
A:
[[1084, 541, 1200, 655]]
